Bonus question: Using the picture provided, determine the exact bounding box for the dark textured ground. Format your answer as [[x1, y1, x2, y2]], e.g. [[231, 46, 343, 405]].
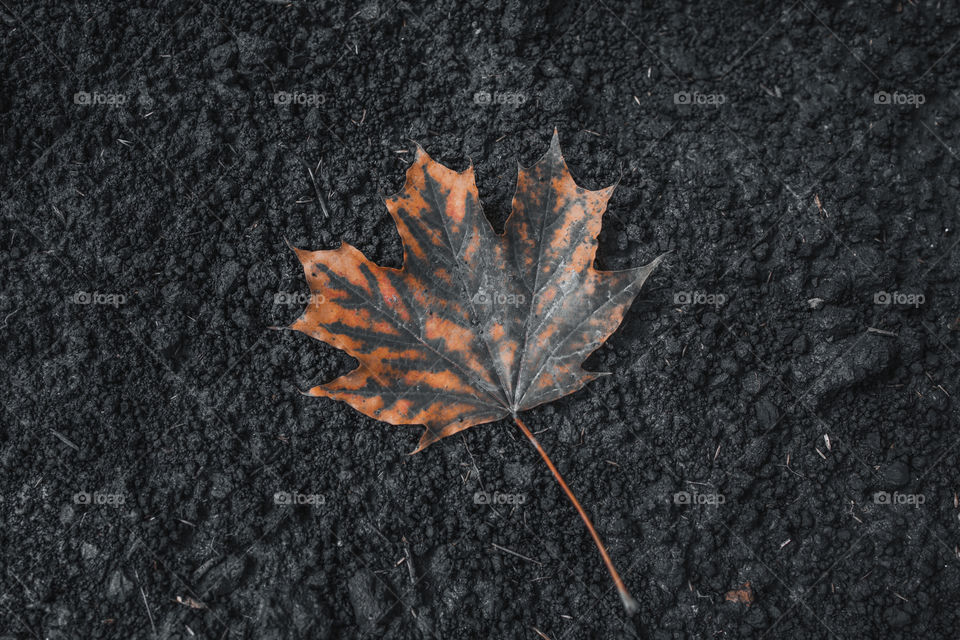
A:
[[2, 0, 960, 638]]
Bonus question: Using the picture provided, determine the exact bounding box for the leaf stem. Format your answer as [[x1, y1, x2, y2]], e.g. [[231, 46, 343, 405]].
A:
[[512, 414, 639, 615]]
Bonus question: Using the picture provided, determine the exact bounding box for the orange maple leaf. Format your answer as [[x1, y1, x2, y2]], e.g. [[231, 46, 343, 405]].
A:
[[286, 131, 664, 613]]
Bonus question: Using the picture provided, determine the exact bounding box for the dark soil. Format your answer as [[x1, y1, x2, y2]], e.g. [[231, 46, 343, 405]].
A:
[[2, 1, 959, 638]]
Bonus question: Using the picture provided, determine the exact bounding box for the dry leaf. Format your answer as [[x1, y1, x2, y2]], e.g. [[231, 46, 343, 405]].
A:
[[725, 581, 754, 606], [286, 130, 664, 613]]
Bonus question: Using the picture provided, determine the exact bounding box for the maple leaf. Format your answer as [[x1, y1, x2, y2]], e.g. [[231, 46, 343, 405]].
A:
[[286, 131, 663, 613]]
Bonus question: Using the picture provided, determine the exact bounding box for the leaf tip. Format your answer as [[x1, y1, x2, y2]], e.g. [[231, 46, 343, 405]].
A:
[[650, 252, 670, 270], [412, 141, 429, 163], [597, 182, 618, 203], [549, 128, 561, 154], [285, 236, 313, 265], [609, 167, 625, 191], [409, 443, 427, 456], [411, 428, 438, 454], [521, 129, 566, 172]]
